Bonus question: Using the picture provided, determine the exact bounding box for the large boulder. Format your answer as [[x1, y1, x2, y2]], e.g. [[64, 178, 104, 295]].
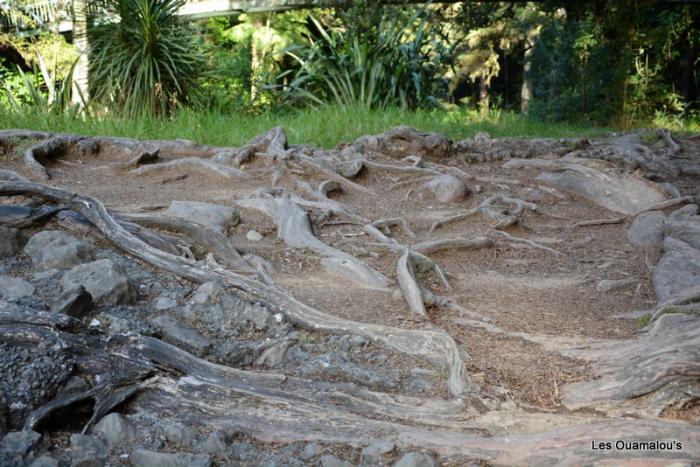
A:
[[653, 237, 700, 302], [664, 219, 700, 250], [24, 231, 94, 270], [165, 201, 239, 234], [61, 259, 136, 306], [421, 175, 470, 203], [627, 211, 666, 248], [69, 434, 107, 467], [0, 275, 35, 301]]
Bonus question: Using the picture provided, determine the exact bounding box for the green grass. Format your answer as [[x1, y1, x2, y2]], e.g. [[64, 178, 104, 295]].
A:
[[0, 105, 611, 149]]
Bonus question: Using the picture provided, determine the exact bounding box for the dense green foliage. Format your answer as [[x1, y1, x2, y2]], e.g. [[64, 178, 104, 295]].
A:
[[281, 3, 450, 110], [1, 0, 698, 129]]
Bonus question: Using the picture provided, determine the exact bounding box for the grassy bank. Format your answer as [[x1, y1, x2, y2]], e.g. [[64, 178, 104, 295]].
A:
[[0, 106, 614, 149]]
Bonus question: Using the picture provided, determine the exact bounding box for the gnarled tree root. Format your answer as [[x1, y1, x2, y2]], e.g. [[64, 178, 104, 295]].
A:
[[0, 180, 469, 397], [130, 157, 248, 180]]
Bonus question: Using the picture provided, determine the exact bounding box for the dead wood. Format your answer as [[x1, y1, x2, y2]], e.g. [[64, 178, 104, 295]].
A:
[[212, 126, 288, 167], [574, 217, 626, 227]]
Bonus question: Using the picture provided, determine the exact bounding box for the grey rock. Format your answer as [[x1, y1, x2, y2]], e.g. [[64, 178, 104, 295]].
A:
[[203, 430, 229, 456], [32, 269, 61, 281], [246, 229, 263, 242], [54, 286, 94, 318], [362, 441, 395, 462], [165, 200, 239, 234], [394, 452, 436, 467], [132, 449, 211, 467], [422, 175, 470, 203], [0, 226, 24, 258], [653, 237, 700, 302], [190, 281, 225, 305], [664, 220, 700, 250], [301, 444, 318, 461], [239, 302, 271, 331], [150, 315, 211, 356], [93, 413, 135, 448], [24, 231, 94, 270], [627, 211, 666, 248], [61, 376, 89, 395], [255, 339, 293, 367], [154, 295, 178, 310], [596, 278, 637, 293], [1, 430, 41, 456], [29, 456, 58, 467], [0, 275, 35, 300], [70, 434, 107, 467], [150, 314, 210, 354], [61, 259, 136, 306], [669, 204, 699, 220], [320, 454, 354, 467], [162, 421, 196, 446]]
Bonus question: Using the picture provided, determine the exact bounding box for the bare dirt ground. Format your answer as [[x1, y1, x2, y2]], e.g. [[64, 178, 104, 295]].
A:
[[1, 127, 699, 466]]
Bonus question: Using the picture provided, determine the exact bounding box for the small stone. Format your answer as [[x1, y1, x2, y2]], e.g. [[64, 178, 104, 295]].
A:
[[394, 452, 436, 467], [89, 319, 101, 327], [0, 226, 24, 258], [61, 259, 136, 306], [166, 200, 239, 234], [273, 313, 284, 323], [54, 286, 94, 319], [29, 456, 58, 467], [669, 204, 699, 220], [24, 230, 95, 270], [320, 454, 354, 467], [93, 413, 135, 448], [154, 295, 178, 311], [190, 281, 225, 305], [246, 230, 263, 242], [0, 275, 35, 301], [70, 434, 107, 467], [1, 431, 41, 456], [422, 175, 470, 203], [362, 441, 395, 461], [131, 449, 211, 467], [301, 444, 318, 460], [162, 421, 196, 446], [596, 278, 637, 293], [150, 315, 211, 357]]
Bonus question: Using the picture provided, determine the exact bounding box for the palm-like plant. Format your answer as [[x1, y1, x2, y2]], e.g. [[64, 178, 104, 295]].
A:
[[88, 0, 206, 117]]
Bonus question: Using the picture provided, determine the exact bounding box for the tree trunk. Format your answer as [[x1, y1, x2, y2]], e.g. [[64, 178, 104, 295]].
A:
[[479, 75, 489, 114], [71, 0, 88, 106], [521, 43, 533, 113]]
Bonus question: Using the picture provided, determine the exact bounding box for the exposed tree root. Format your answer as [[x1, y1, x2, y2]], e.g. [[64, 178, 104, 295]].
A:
[[130, 157, 248, 180], [412, 237, 493, 255], [342, 125, 453, 159], [24, 135, 96, 180], [491, 230, 563, 256], [0, 169, 29, 182], [0, 180, 469, 397], [430, 194, 536, 231], [236, 192, 389, 289], [397, 247, 427, 317], [115, 212, 253, 272]]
